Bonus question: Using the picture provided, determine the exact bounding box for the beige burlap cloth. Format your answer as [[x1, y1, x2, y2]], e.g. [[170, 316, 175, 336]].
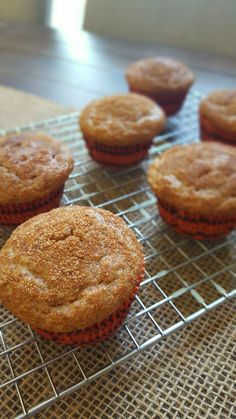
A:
[[0, 87, 235, 419], [0, 86, 73, 131], [39, 300, 235, 419]]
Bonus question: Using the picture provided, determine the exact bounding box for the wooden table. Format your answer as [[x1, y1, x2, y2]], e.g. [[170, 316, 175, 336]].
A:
[[0, 20, 236, 111]]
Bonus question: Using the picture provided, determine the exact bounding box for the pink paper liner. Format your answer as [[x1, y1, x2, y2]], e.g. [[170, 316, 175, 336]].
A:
[[0, 185, 64, 225], [158, 200, 236, 240], [85, 137, 152, 166]]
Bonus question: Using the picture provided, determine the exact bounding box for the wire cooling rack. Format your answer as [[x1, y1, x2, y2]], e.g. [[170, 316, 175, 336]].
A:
[[0, 91, 236, 418]]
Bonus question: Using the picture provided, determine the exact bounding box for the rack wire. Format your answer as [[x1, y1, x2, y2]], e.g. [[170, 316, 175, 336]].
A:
[[0, 91, 235, 418]]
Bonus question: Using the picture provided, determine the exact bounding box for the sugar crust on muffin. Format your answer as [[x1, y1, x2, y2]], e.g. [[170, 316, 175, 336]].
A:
[[0, 206, 143, 333], [80, 93, 165, 146], [126, 57, 195, 93], [148, 142, 236, 217], [0, 132, 74, 204], [199, 90, 236, 135]]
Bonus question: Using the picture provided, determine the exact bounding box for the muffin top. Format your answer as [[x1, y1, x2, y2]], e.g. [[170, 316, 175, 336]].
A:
[[148, 142, 236, 217], [80, 93, 165, 146], [0, 132, 74, 205], [126, 57, 195, 93], [199, 90, 236, 134], [0, 206, 143, 332]]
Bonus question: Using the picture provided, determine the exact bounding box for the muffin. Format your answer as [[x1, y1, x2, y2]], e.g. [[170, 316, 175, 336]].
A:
[[0, 206, 144, 345], [0, 132, 74, 225], [125, 57, 195, 116], [80, 93, 165, 166], [199, 90, 236, 145], [148, 142, 236, 240]]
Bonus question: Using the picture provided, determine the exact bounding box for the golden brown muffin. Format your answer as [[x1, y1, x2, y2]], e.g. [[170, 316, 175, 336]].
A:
[[80, 93, 165, 166], [199, 90, 236, 144], [148, 142, 236, 239], [0, 132, 73, 204], [126, 57, 195, 115], [0, 206, 143, 334], [0, 132, 74, 225], [80, 93, 165, 146]]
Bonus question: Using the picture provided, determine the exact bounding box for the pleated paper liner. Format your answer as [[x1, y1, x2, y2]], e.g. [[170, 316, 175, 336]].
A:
[[85, 137, 152, 166], [200, 116, 236, 145], [0, 185, 64, 225], [158, 199, 236, 240], [128, 87, 189, 116], [36, 265, 145, 346]]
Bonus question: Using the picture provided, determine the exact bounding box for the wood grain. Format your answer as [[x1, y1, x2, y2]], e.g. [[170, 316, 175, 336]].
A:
[[0, 21, 235, 109]]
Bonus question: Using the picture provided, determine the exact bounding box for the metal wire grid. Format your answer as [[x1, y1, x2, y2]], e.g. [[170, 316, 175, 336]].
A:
[[0, 91, 236, 418]]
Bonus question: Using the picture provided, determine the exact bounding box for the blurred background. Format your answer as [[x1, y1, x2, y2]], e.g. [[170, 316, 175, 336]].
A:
[[0, 0, 235, 125], [0, 0, 235, 57]]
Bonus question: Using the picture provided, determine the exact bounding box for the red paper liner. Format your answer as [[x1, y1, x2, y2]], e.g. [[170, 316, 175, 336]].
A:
[[0, 185, 64, 225], [158, 199, 236, 240], [129, 87, 189, 116], [36, 264, 145, 346], [85, 137, 152, 166], [200, 116, 236, 145]]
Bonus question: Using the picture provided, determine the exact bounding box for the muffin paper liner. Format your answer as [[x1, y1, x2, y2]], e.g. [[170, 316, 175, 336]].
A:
[[36, 264, 145, 346], [85, 137, 152, 166], [200, 116, 236, 145], [0, 185, 64, 225], [129, 87, 189, 116], [158, 199, 236, 240]]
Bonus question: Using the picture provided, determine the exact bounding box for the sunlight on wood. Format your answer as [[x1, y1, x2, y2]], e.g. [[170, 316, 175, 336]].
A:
[[50, 0, 86, 34]]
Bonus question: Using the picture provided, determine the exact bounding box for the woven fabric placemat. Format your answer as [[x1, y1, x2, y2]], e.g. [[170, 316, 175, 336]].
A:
[[0, 86, 73, 131], [37, 299, 235, 419], [0, 87, 235, 418]]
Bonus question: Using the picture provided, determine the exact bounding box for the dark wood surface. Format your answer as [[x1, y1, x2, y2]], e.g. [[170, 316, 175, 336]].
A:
[[0, 21, 236, 110]]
